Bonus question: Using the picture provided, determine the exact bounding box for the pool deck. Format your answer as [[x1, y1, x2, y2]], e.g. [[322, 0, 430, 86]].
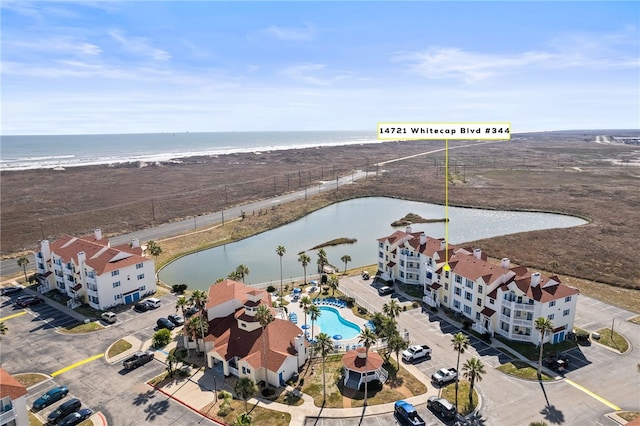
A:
[[276, 285, 366, 350]]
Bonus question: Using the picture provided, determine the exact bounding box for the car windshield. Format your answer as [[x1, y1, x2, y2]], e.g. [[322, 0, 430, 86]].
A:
[[437, 369, 448, 375]]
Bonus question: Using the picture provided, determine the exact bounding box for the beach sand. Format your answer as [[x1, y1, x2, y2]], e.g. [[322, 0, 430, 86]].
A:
[[2, 132, 639, 291]]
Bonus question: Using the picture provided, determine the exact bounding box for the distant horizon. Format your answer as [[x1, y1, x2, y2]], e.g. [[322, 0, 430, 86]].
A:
[[3, 128, 639, 138]]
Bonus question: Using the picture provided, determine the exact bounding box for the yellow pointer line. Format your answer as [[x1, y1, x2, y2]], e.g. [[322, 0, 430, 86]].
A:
[[0, 311, 27, 321], [444, 139, 450, 269], [564, 378, 621, 411], [51, 353, 104, 377]]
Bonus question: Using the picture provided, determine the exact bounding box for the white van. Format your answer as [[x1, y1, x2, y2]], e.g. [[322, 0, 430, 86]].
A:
[[145, 297, 161, 309]]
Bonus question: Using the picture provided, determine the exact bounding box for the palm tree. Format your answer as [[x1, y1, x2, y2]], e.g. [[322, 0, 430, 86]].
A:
[[535, 317, 554, 379], [317, 249, 328, 274], [308, 304, 321, 358], [227, 270, 241, 281], [166, 350, 177, 378], [358, 327, 378, 406], [276, 245, 286, 302], [548, 260, 559, 275], [382, 299, 401, 322], [340, 254, 351, 275], [298, 253, 311, 284], [189, 290, 209, 356], [314, 332, 334, 404], [176, 296, 192, 358], [462, 357, 486, 408], [387, 332, 408, 372], [0, 321, 7, 336], [236, 264, 250, 283], [234, 376, 258, 413], [255, 304, 274, 386], [146, 240, 162, 269], [328, 274, 339, 295], [187, 315, 208, 354], [451, 332, 470, 410], [300, 296, 312, 332], [233, 412, 253, 426], [17, 256, 30, 284]]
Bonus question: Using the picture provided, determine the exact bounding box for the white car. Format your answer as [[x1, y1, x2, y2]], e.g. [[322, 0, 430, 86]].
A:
[[101, 312, 117, 324]]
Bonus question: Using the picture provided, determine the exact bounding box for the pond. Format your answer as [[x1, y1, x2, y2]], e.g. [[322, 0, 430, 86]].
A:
[[159, 197, 586, 290]]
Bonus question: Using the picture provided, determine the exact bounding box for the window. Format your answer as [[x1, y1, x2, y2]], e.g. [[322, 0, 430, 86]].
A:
[[564, 296, 572, 303], [379, 242, 384, 248], [112, 281, 121, 288], [444, 283, 449, 290], [428, 258, 433, 266], [87, 271, 95, 279], [399, 271, 405, 278], [477, 298, 482, 307], [379, 251, 383, 259], [89, 295, 99, 303], [445, 270, 450, 278], [137, 274, 145, 280], [139, 286, 146, 291], [111, 270, 120, 277], [548, 314, 555, 320], [454, 287, 462, 296], [465, 291, 473, 301], [549, 301, 556, 307], [478, 285, 483, 294], [136, 263, 144, 269], [563, 309, 570, 317], [453, 300, 460, 309], [475, 312, 481, 321], [443, 296, 448, 304], [400, 260, 404, 267], [455, 275, 463, 284], [114, 294, 122, 300], [489, 298, 495, 305], [502, 307, 511, 317], [465, 279, 474, 289], [463, 305, 472, 315]]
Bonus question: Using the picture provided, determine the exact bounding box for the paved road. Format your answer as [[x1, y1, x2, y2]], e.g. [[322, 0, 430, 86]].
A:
[[336, 276, 640, 426]]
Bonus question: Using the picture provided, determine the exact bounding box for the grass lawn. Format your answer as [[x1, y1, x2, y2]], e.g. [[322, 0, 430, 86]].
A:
[[61, 321, 104, 334], [200, 398, 290, 426], [495, 336, 577, 361], [107, 339, 133, 358], [440, 380, 478, 416], [14, 373, 48, 388], [29, 411, 42, 426], [594, 328, 629, 353], [497, 361, 553, 381], [300, 355, 426, 408], [629, 316, 640, 325], [619, 412, 640, 422]]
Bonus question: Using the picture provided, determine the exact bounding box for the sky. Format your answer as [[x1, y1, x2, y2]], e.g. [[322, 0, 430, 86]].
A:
[[1, 1, 639, 135]]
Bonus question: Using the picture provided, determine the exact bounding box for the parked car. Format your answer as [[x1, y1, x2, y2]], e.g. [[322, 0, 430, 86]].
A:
[[122, 351, 155, 370], [427, 396, 457, 419], [133, 302, 150, 312], [378, 286, 394, 296], [157, 317, 175, 330], [394, 400, 426, 426], [57, 408, 93, 426], [100, 312, 117, 324], [431, 367, 458, 385], [33, 386, 69, 410], [145, 297, 161, 309], [1, 285, 23, 295], [47, 398, 81, 424], [167, 313, 184, 326], [184, 306, 199, 318], [402, 345, 432, 363], [17, 296, 44, 307]]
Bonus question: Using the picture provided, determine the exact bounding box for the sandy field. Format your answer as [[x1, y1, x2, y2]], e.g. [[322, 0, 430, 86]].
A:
[[2, 130, 639, 292]]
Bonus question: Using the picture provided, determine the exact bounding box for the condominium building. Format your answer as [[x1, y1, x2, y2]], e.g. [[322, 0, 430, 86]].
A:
[[34, 229, 156, 311], [0, 367, 28, 426], [377, 227, 579, 345]]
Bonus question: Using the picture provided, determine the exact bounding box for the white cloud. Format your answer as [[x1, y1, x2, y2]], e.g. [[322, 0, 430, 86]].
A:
[[6, 37, 102, 56], [108, 29, 171, 61], [261, 24, 314, 41]]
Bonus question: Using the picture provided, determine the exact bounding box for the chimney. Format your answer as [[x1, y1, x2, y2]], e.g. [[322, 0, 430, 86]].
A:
[[531, 272, 541, 287], [440, 239, 446, 251], [94, 228, 102, 241], [473, 248, 482, 260], [501, 258, 510, 268], [405, 226, 412, 234], [77, 251, 86, 265], [131, 238, 140, 248], [41, 239, 52, 261], [420, 233, 426, 245]]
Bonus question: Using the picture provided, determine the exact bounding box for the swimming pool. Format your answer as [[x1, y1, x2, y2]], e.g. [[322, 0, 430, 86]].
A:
[[315, 306, 361, 340]]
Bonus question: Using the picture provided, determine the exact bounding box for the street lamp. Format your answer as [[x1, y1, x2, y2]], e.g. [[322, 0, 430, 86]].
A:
[[38, 219, 45, 240]]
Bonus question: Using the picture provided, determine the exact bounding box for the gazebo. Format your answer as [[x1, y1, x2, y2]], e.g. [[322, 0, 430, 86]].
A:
[[342, 347, 388, 390]]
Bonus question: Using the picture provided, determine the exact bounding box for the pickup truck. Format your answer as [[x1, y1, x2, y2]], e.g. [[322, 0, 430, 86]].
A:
[[394, 400, 426, 426], [402, 344, 432, 363], [431, 367, 458, 385], [122, 351, 155, 370]]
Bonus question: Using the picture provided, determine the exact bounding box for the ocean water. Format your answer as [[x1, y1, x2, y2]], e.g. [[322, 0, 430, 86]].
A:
[[0, 130, 378, 171]]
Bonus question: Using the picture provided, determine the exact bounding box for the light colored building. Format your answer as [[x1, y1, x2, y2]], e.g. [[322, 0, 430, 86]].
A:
[[34, 229, 156, 310], [200, 279, 308, 388], [0, 367, 29, 426], [377, 228, 579, 345]]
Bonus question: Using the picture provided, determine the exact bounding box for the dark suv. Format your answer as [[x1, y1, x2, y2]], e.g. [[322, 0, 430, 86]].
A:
[[157, 318, 175, 330], [134, 302, 150, 312], [394, 400, 425, 426], [47, 398, 81, 424], [427, 396, 456, 419]]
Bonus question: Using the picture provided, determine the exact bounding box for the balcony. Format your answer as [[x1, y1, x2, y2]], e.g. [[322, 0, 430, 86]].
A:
[[500, 314, 531, 326], [0, 403, 16, 425], [503, 300, 535, 311]]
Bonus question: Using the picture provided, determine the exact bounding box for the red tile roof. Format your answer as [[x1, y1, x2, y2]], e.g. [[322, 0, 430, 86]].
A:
[[342, 348, 384, 372], [0, 368, 27, 400], [206, 279, 271, 310]]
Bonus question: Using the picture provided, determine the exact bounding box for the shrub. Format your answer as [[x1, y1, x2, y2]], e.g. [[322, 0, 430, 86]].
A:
[[430, 306, 438, 313], [462, 319, 472, 330], [172, 284, 188, 294], [152, 329, 172, 348], [261, 388, 275, 398], [266, 285, 276, 293]]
